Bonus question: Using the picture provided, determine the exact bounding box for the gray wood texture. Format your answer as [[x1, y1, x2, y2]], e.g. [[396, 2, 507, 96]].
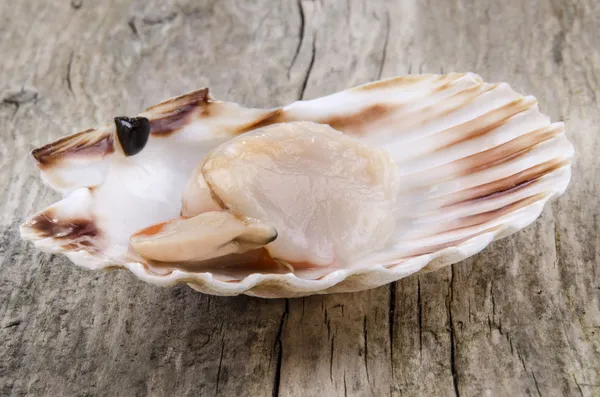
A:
[[1, 0, 598, 396]]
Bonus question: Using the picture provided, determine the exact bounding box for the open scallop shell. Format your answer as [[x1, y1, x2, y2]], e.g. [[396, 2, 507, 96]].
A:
[[20, 73, 574, 298]]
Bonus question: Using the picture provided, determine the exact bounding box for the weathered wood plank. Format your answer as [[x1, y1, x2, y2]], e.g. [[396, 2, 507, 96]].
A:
[[1, 0, 599, 396]]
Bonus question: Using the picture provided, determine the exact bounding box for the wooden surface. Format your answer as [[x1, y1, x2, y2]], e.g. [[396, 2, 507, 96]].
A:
[[1, 0, 599, 396]]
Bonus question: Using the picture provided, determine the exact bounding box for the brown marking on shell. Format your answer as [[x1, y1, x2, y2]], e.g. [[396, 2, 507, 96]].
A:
[[422, 83, 497, 123], [442, 158, 569, 207], [234, 109, 286, 134], [24, 210, 99, 251], [323, 104, 393, 134], [410, 191, 549, 259], [430, 76, 464, 94], [431, 192, 550, 237], [145, 88, 210, 114], [149, 105, 205, 136], [32, 129, 114, 168], [147, 88, 212, 136], [432, 96, 538, 151], [384, 83, 496, 137], [102, 265, 125, 271], [334, 76, 486, 135], [395, 124, 565, 196], [353, 73, 463, 92], [455, 124, 564, 176]]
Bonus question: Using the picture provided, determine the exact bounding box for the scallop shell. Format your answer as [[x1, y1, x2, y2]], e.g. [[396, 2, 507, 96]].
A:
[[20, 73, 574, 298]]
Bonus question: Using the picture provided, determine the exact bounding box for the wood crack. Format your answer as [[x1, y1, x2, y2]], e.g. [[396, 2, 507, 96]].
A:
[[491, 280, 496, 321], [468, 297, 472, 323], [517, 349, 527, 371], [288, 0, 305, 74], [552, 31, 565, 65], [2, 88, 38, 119], [128, 18, 139, 38], [532, 373, 542, 397], [377, 10, 390, 79], [554, 221, 561, 268], [142, 12, 177, 25], [448, 266, 460, 397], [363, 316, 369, 382], [343, 371, 348, 397], [517, 347, 545, 397], [4, 319, 21, 328], [325, 309, 331, 339], [215, 337, 225, 395], [389, 282, 396, 374], [272, 299, 288, 397], [329, 333, 335, 382], [2, 90, 38, 108], [573, 374, 584, 397], [66, 50, 75, 94], [298, 34, 316, 100], [417, 277, 423, 356]]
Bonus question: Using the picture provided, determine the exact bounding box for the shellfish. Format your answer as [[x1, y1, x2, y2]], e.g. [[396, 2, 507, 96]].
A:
[[20, 73, 574, 298]]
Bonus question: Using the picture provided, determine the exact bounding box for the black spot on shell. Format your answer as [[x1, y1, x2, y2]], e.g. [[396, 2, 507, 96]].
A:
[[115, 116, 151, 156]]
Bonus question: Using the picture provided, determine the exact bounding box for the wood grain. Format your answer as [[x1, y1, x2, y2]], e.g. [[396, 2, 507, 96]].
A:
[[1, 0, 598, 396]]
